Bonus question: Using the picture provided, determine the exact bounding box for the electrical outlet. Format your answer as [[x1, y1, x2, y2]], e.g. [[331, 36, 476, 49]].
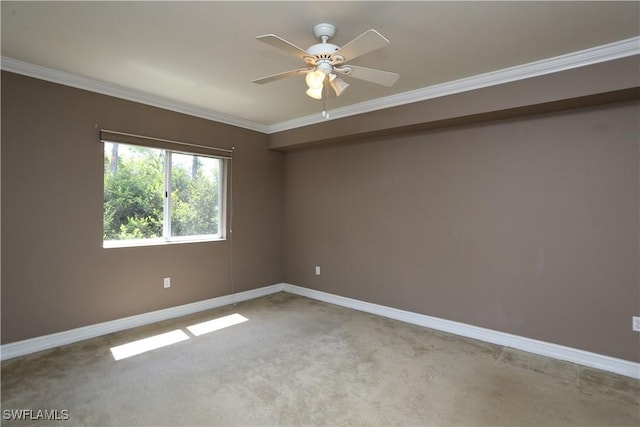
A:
[[163, 277, 171, 289], [633, 316, 640, 332], [315, 266, 321, 275]]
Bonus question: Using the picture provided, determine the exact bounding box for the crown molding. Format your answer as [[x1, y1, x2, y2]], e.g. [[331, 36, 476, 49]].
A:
[[268, 36, 640, 133], [2, 36, 638, 135], [0, 56, 271, 134]]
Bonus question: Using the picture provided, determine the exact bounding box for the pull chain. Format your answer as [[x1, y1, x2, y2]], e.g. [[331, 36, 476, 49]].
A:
[[322, 81, 330, 119], [229, 148, 236, 306]]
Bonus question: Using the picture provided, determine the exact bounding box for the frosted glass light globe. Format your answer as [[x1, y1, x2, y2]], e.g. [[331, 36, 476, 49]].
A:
[[305, 69, 326, 89]]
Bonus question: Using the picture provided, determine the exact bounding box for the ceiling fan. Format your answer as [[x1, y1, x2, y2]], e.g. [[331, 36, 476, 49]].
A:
[[252, 23, 399, 100]]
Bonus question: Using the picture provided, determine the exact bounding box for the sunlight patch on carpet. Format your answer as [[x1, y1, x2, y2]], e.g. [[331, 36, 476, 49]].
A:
[[187, 313, 249, 336], [110, 330, 190, 360]]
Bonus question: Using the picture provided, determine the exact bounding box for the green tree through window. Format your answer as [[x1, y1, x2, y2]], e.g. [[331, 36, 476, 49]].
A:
[[171, 152, 219, 237]]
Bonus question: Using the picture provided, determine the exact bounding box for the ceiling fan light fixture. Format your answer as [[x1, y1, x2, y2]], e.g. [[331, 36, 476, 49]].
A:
[[306, 86, 323, 99], [329, 74, 349, 97], [305, 69, 326, 89]]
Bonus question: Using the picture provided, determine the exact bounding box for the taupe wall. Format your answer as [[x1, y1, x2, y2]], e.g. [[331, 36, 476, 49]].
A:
[[2, 67, 639, 364], [1, 71, 284, 343], [283, 101, 640, 362]]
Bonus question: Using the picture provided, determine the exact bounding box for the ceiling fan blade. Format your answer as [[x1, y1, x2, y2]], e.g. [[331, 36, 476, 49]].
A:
[[345, 65, 399, 87], [256, 34, 309, 60], [334, 29, 390, 62], [252, 68, 308, 84]]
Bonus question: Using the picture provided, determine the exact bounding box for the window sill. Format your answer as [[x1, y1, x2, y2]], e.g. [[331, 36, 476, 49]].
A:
[[103, 236, 225, 249]]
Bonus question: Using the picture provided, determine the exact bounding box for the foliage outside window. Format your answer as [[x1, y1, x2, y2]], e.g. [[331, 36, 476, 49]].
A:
[[103, 142, 224, 247]]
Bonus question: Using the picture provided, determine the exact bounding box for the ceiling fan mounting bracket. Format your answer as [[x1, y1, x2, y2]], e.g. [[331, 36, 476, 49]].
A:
[[303, 52, 344, 68], [331, 55, 345, 65], [313, 23, 336, 42], [333, 65, 352, 76]]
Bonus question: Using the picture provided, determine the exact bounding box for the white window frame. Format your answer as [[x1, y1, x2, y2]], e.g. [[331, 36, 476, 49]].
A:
[[103, 143, 227, 248]]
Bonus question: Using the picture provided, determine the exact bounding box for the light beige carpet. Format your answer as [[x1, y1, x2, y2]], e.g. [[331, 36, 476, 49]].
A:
[[2, 292, 639, 426]]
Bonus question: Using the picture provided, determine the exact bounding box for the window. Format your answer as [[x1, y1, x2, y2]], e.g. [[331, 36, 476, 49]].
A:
[[103, 142, 225, 247]]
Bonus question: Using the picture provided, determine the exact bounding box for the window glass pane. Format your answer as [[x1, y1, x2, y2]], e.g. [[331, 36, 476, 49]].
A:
[[103, 143, 164, 241], [170, 153, 220, 237]]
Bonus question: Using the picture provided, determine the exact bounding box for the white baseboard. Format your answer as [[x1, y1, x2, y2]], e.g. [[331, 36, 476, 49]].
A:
[[0, 284, 284, 361], [2, 282, 638, 380], [281, 283, 640, 380]]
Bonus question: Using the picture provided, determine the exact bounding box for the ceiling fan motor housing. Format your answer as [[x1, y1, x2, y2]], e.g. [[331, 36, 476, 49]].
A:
[[307, 42, 340, 56], [307, 23, 340, 58]]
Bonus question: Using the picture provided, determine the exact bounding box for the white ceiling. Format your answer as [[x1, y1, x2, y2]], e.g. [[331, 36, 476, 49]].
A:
[[2, 1, 639, 131]]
